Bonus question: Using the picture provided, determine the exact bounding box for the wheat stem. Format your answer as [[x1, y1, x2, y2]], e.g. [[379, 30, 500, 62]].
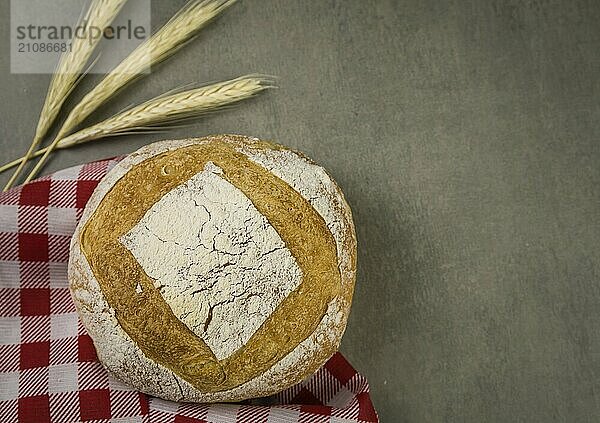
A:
[[22, 0, 236, 184], [3, 0, 127, 191], [1, 76, 272, 177], [0, 148, 49, 174]]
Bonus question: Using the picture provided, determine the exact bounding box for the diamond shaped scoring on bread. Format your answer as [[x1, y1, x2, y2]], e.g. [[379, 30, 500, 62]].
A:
[[120, 162, 302, 360]]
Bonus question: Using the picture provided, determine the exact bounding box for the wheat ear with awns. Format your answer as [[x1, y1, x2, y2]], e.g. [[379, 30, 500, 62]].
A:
[[0, 76, 273, 174], [3, 0, 127, 191], [21, 0, 237, 185], [59, 76, 274, 143]]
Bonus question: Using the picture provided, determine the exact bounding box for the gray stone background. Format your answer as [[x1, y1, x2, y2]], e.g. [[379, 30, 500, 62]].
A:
[[1, 1, 600, 421]]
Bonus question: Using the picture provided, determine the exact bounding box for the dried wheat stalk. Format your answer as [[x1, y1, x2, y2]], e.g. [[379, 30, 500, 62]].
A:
[[3, 0, 127, 191], [0, 148, 49, 174], [0, 76, 272, 174], [22, 0, 237, 185]]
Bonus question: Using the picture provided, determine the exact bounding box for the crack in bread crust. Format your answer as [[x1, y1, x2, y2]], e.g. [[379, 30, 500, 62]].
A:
[[79, 138, 342, 392]]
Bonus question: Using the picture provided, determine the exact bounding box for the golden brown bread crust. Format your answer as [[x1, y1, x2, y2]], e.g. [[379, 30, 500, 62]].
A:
[[69, 135, 356, 401]]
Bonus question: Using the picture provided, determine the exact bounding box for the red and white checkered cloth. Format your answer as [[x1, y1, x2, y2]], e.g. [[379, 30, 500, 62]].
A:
[[0, 158, 378, 423]]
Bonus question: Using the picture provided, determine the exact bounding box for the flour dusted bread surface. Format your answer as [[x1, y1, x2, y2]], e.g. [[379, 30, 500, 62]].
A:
[[68, 135, 356, 402]]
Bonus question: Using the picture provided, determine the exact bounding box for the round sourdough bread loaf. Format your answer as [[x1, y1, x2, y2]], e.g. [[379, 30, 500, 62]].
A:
[[68, 134, 356, 402]]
